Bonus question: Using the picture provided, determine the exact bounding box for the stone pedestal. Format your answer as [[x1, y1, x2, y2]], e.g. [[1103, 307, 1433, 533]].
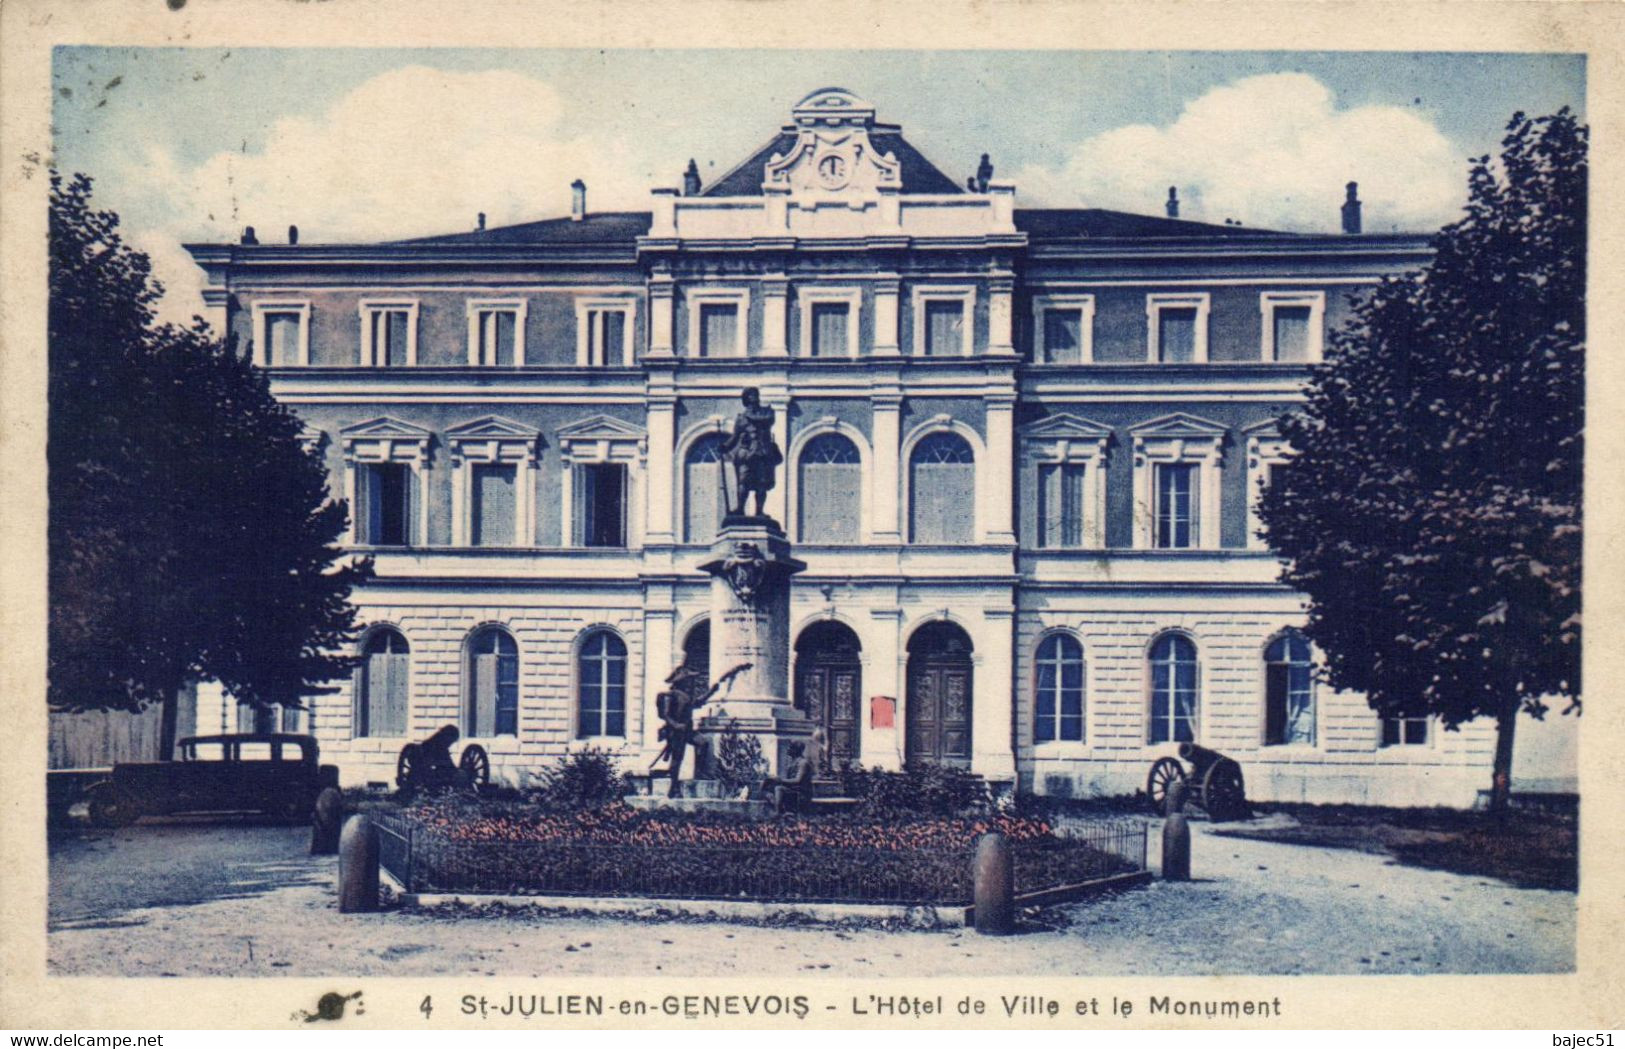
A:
[[696, 516, 810, 774]]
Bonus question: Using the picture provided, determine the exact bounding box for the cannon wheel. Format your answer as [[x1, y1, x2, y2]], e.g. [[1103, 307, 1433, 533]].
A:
[[86, 782, 140, 828], [395, 742, 423, 791], [459, 744, 491, 791], [1200, 758, 1247, 822], [1145, 757, 1188, 815]]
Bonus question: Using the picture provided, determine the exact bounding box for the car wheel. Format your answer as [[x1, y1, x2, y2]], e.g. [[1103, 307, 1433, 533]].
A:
[[86, 783, 140, 828]]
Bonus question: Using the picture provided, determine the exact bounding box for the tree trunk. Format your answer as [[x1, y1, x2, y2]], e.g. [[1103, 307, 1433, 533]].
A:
[[158, 690, 179, 761], [1488, 696, 1518, 816]]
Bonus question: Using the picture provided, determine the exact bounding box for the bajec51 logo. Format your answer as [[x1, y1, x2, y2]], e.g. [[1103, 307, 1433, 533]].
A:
[[292, 991, 364, 1023]]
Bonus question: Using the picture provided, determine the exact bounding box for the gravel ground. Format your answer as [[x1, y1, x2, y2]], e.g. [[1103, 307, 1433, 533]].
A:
[[47, 815, 1573, 977]]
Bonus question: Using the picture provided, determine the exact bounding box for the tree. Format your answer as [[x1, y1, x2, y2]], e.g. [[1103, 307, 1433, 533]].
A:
[[1259, 111, 1584, 814], [49, 171, 373, 738]]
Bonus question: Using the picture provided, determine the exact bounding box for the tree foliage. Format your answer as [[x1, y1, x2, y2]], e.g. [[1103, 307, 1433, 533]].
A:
[[1259, 111, 1584, 803], [49, 171, 373, 714]]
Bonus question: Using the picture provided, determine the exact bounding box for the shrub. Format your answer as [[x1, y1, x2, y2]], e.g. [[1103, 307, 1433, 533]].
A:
[[533, 748, 629, 810], [709, 713, 767, 797], [838, 762, 992, 818]]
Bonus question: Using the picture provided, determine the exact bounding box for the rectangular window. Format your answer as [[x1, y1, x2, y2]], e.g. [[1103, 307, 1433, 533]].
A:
[[474, 309, 517, 367], [1038, 463, 1086, 548], [810, 302, 849, 358], [471, 463, 517, 546], [1157, 307, 1198, 363], [576, 463, 627, 548], [1042, 308, 1083, 364], [365, 308, 412, 367], [924, 300, 965, 356], [265, 312, 303, 367], [1382, 715, 1429, 747], [586, 309, 628, 366], [699, 303, 738, 358], [1155, 463, 1197, 549], [1272, 306, 1313, 363], [361, 463, 411, 546]]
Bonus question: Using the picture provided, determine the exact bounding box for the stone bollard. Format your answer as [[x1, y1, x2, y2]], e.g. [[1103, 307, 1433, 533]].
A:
[[1162, 780, 1191, 882], [973, 832, 1014, 936], [310, 787, 345, 855], [337, 814, 380, 913]]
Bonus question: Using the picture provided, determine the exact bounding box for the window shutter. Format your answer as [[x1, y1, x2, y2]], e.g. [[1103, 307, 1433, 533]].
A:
[[1265, 661, 1289, 744], [1273, 306, 1312, 362], [384, 651, 409, 736], [685, 439, 723, 543], [1038, 464, 1061, 547], [473, 652, 499, 737], [1043, 309, 1081, 364], [812, 303, 848, 357], [603, 312, 625, 364], [574, 464, 593, 546], [1158, 308, 1197, 363], [473, 464, 516, 546]]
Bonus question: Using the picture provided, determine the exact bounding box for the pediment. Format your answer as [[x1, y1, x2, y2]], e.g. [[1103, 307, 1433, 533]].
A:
[[1242, 414, 1299, 441], [1021, 413, 1114, 441], [339, 416, 433, 442], [557, 414, 647, 442], [446, 415, 541, 442], [1127, 413, 1228, 440], [763, 88, 902, 200], [297, 424, 328, 455]]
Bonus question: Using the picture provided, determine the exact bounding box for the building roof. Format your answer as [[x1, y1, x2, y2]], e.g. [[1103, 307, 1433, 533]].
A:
[[388, 205, 1292, 247], [393, 211, 654, 246], [1014, 208, 1286, 240], [699, 125, 967, 197]]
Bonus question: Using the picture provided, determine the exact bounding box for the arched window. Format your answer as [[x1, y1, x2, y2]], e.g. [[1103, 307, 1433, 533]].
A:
[[1148, 633, 1198, 744], [682, 620, 711, 676], [798, 433, 861, 543], [909, 432, 975, 543], [577, 631, 627, 738], [466, 628, 520, 737], [1265, 632, 1315, 745], [1034, 634, 1085, 743], [684, 433, 726, 543], [356, 629, 409, 738]]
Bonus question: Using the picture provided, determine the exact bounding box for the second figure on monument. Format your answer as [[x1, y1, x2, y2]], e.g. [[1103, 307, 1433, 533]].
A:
[[720, 387, 782, 519]]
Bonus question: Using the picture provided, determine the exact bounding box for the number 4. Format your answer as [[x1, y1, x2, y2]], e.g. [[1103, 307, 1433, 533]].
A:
[[420, 995, 433, 1019]]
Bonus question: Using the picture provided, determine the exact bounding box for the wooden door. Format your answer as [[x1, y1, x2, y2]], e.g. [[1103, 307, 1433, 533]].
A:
[[906, 658, 973, 768], [795, 660, 861, 768]]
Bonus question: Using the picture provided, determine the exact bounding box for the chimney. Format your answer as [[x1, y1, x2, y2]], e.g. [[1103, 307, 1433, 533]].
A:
[[571, 179, 587, 221], [477, 212, 486, 232], [683, 159, 702, 197], [1165, 186, 1180, 219], [240, 226, 257, 245], [1341, 181, 1362, 235], [287, 224, 299, 245]]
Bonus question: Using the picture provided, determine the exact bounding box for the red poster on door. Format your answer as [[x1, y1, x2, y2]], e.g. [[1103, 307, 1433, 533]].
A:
[[870, 695, 895, 729]]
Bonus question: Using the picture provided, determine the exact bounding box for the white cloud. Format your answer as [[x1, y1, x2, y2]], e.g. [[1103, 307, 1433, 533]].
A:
[[119, 66, 648, 326], [1013, 73, 1464, 234]]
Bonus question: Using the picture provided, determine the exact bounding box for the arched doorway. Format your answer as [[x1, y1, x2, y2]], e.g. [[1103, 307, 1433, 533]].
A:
[[794, 621, 862, 768], [906, 621, 973, 768]]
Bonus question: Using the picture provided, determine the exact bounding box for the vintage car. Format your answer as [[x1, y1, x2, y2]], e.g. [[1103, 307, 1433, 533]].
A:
[[84, 733, 339, 827]]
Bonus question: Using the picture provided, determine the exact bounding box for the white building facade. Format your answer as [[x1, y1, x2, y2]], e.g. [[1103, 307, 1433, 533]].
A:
[[187, 89, 1497, 806]]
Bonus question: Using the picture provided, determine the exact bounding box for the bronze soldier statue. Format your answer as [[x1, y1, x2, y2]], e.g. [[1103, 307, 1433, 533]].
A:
[[652, 661, 752, 797], [720, 388, 782, 518]]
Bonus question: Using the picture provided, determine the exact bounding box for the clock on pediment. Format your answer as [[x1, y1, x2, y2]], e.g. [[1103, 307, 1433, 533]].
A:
[[763, 87, 902, 202]]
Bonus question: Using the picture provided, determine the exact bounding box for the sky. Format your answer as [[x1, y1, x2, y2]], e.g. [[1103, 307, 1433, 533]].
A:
[[51, 48, 1585, 325]]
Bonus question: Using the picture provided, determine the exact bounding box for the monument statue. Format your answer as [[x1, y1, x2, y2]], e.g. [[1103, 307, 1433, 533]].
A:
[[652, 660, 751, 797], [720, 387, 782, 518]]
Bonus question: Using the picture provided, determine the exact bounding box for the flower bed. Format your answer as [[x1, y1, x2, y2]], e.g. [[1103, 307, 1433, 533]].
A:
[[377, 802, 1146, 906]]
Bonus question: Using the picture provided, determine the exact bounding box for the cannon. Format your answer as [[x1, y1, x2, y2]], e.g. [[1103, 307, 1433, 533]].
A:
[[1145, 742, 1248, 822], [395, 725, 490, 798]]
